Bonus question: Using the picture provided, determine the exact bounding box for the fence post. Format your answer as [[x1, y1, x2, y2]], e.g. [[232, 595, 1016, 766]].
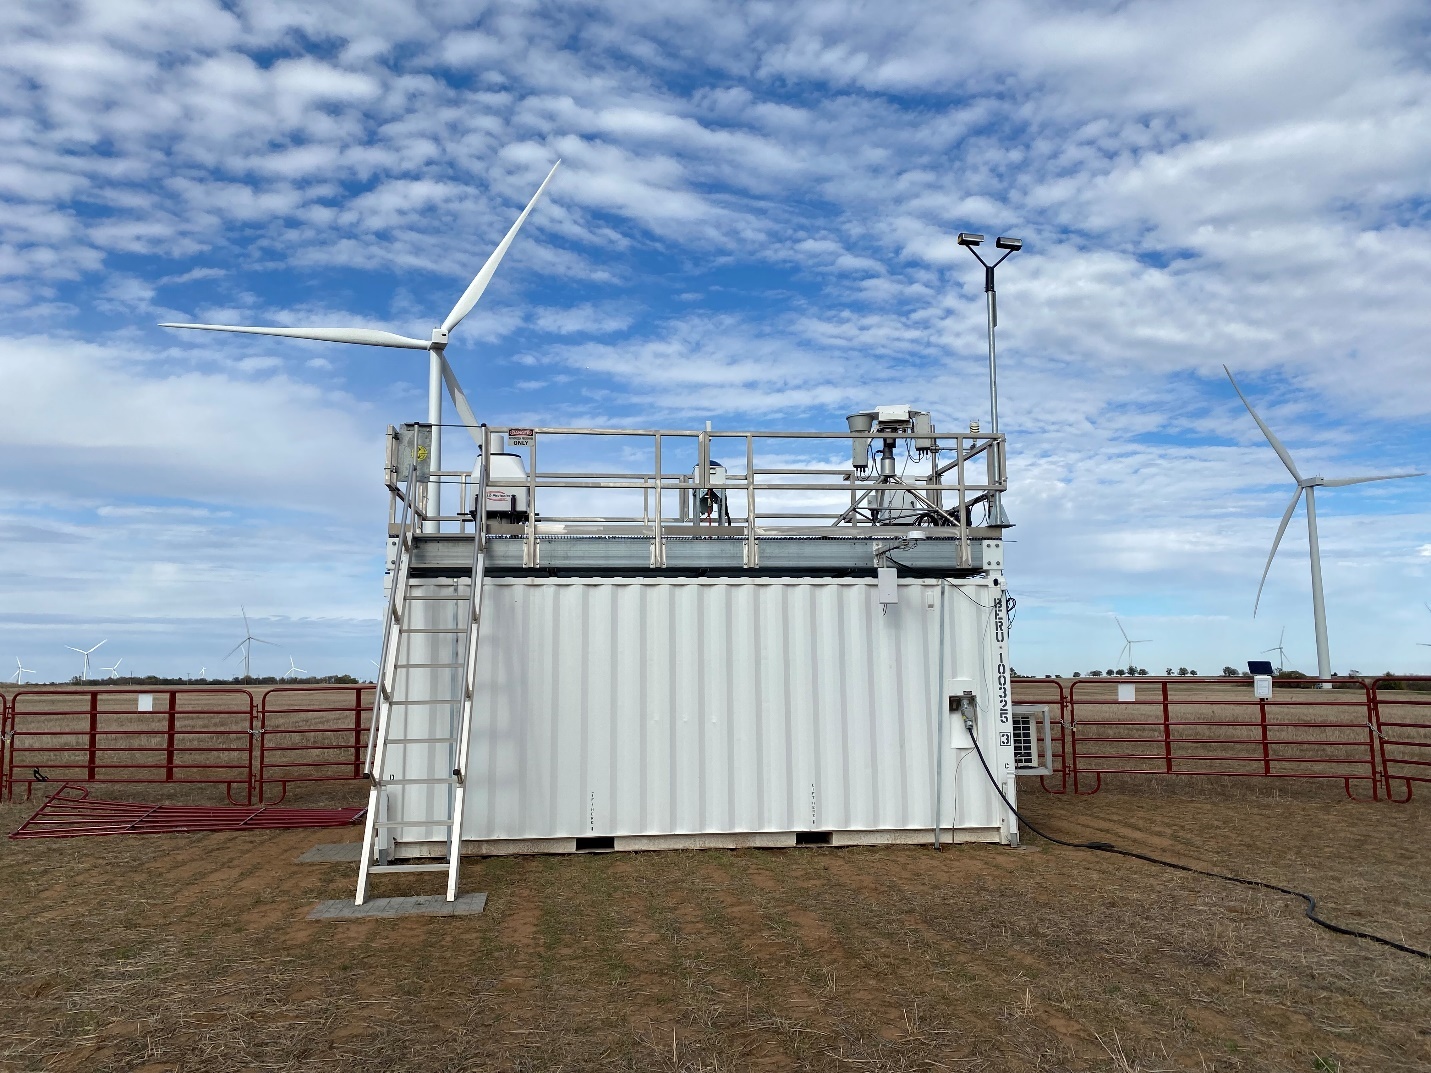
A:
[[165, 691, 178, 782], [87, 690, 99, 781], [1258, 697, 1270, 775], [1161, 682, 1172, 773], [352, 687, 364, 780], [1365, 682, 1380, 802]]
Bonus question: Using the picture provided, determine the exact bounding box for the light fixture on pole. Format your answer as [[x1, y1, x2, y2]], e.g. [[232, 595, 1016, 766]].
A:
[[957, 232, 1022, 527]]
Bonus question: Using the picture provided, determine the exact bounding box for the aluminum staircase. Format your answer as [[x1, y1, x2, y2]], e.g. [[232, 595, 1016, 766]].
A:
[[356, 462, 489, 905]]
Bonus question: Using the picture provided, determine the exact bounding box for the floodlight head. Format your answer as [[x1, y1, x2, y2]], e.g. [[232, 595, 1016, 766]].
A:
[[995, 236, 1023, 251], [957, 233, 985, 247]]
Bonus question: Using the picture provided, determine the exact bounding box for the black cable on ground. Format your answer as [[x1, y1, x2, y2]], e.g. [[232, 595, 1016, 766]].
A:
[[965, 731, 1430, 960]]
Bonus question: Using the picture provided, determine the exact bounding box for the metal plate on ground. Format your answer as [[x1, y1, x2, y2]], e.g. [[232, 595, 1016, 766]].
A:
[[298, 843, 363, 863], [308, 892, 487, 920]]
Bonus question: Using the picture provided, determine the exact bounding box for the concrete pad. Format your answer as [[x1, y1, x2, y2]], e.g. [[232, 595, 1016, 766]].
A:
[[298, 843, 363, 863], [308, 892, 487, 921]]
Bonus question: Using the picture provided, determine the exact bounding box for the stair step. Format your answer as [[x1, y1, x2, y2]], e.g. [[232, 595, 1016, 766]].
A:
[[401, 627, 467, 635], [368, 862, 453, 874], [386, 737, 458, 745], [377, 777, 458, 786], [384, 699, 461, 707], [394, 662, 464, 670], [374, 819, 455, 828]]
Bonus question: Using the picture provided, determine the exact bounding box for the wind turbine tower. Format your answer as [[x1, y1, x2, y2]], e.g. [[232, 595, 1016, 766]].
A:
[[161, 162, 560, 530], [226, 608, 276, 679], [1225, 367, 1423, 684], [65, 640, 106, 682], [1263, 628, 1290, 674], [11, 657, 33, 684], [1115, 617, 1151, 672]]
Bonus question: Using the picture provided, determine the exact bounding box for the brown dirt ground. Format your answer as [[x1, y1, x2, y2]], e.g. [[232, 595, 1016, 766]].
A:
[[1, 777, 1427, 1073]]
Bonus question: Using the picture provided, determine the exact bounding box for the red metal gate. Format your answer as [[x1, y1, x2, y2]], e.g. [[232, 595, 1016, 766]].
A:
[[3, 689, 256, 803], [255, 685, 374, 803], [1371, 677, 1431, 802], [1056, 677, 1381, 799]]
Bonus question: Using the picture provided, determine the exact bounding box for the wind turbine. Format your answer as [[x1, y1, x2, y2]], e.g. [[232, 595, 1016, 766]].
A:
[[1225, 366, 1424, 684], [100, 658, 123, 680], [1114, 617, 1151, 673], [12, 657, 33, 684], [1262, 628, 1289, 674], [282, 656, 306, 681], [1421, 603, 1431, 652], [65, 640, 106, 682], [226, 608, 276, 679], [160, 161, 560, 530]]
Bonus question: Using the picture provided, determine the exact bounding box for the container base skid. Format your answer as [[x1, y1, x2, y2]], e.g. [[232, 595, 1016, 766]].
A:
[[392, 826, 1006, 858]]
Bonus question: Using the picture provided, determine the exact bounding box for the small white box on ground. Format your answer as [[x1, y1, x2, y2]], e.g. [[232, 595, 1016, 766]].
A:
[[1117, 684, 1136, 703], [137, 694, 153, 712], [1253, 675, 1272, 699]]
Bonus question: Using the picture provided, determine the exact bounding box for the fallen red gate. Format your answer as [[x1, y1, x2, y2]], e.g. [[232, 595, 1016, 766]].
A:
[[3, 689, 256, 803], [9, 783, 365, 838]]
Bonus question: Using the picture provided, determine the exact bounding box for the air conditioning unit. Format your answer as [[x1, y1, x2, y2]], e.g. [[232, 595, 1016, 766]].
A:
[[1011, 704, 1052, 775]]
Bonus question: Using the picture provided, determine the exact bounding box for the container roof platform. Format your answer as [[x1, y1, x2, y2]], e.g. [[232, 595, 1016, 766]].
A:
[[385, 415, 1009, 580]]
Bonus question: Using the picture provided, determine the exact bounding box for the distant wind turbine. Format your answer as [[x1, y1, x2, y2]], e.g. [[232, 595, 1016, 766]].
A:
[[1262, 628, 1290, 674], [1225, 366, 1424, 684], [100, 658, 123, 680], [12, 657, 33, 684], [160, 160, 560, 531], [65, 640, 106, 682], [226, 608, 276, 678], [1114, 617, 1151, 672], [282, 656, 306, 681], [1421, 603, 1431, 651]]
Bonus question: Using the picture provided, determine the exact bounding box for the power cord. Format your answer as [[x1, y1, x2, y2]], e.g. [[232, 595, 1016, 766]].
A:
[[965, 730, 1431, 960]]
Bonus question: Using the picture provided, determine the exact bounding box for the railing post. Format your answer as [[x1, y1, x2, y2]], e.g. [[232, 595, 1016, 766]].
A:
[[87, 690, 99, 781]]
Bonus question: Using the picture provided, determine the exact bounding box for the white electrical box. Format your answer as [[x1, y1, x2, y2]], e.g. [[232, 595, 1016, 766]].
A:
[[1117, 683, 1136, 703], [877, 567, 898, 606], [137, 694, 153, 712], [1253, 675, 1272, 699]]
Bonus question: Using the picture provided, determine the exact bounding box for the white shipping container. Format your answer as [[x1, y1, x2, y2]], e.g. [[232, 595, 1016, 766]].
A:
[[384, 576, 1018, 854]]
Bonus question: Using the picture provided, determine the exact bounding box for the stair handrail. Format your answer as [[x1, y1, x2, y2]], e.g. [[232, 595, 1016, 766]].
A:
[[445, 428, 489, 899], [363, 464, 419, 779]]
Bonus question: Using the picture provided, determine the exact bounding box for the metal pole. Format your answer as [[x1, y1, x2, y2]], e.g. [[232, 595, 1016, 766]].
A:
[[428, 347, 442, 533], [985, 265, 999, 436], [1305, 486, 1333, 686]]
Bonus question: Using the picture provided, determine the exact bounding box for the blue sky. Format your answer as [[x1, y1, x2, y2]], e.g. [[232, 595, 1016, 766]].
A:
[[3, 0, 1430, 681]]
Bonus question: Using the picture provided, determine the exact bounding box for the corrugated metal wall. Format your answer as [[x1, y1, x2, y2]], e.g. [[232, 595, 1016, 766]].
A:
[[386, 577, 1012, 845]]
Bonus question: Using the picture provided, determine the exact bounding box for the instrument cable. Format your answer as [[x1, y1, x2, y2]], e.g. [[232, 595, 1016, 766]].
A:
[[965, 730, 1430, 960]]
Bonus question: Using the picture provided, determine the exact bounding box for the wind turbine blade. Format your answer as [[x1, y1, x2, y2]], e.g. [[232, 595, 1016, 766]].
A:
[[224, 641, 246, 659], [251, 637, 278, 647], [160, 323, 430, 350], [1115, 617, 1130, 643], [1254, 487, 1303, 616], [441, 160, 560, 334], [1223, 366, 1301, 482], [438, 353, 484, 447], [1318, 472, 1424, 488]]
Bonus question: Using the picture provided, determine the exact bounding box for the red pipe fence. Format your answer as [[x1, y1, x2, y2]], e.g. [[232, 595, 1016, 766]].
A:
[[3, 679, 1428, 803]]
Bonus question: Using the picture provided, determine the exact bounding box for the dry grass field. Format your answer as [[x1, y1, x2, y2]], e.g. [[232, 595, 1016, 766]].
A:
[[1, 776, 1427, 1073]]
